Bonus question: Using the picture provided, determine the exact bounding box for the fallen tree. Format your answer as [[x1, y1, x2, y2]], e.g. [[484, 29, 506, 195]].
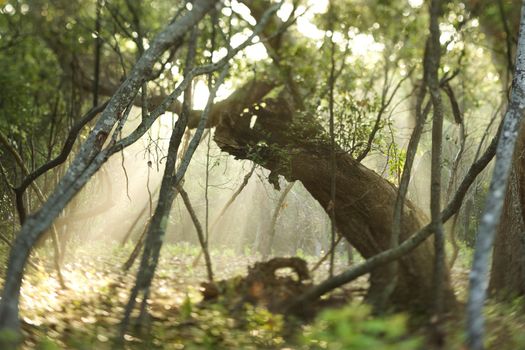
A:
[[192, 86, 457, 312], [0, 1, 462, 333]]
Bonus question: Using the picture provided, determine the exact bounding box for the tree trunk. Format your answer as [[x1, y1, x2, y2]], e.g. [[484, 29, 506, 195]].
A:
[[490, 123, 525, 297], [466, 0, 525, 301], [467, 4, 525, 347], [214, 90, 456, 312]]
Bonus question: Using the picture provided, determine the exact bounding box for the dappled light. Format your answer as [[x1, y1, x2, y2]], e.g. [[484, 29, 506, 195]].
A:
[[1, 0, 525, 349]]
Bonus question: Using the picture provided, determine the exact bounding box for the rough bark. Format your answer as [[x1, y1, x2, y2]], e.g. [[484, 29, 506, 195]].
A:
[[213, 90, 456, 312]]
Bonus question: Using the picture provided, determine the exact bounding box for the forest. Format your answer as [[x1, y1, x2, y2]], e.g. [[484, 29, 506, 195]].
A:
[[0, 0, 525, 349]]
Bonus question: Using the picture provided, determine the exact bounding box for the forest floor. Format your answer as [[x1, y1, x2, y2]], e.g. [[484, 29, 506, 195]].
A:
[[0, 241, 524, 349]]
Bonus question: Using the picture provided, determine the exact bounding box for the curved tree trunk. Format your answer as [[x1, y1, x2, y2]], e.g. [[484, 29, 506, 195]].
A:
[[213, 91, 455, 312], [490, 124, 525, 297]]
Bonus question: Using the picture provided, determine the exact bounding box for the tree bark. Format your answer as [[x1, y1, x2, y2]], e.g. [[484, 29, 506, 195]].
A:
[[465, 0, 525, 303], [286, 132, 497, 314], [426, 0, 446, 318]]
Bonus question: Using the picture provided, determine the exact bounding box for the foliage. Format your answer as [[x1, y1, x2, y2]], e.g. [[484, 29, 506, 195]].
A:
[[0, 239, 524, 350], [386, 146, 406, 185], [0, 0, 522, 348], [483, 297, 525, 349], [301, 303, 421, 350], [7, 242, 344, 349]]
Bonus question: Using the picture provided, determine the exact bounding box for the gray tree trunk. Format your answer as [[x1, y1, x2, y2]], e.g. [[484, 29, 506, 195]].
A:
[[467, 2, 525, 349]]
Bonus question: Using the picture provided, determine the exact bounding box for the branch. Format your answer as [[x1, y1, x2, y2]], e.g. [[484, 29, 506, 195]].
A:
[[355, 68, 414, 162], [13, 102, 108, 223], [0, 130, 65, 287], [177, 184, 214, 281], [441, 81, 462, 124], [192, 162, 256, 266]]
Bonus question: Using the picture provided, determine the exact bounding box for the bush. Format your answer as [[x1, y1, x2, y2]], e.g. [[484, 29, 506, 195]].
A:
[[301, 303, 421, 350]]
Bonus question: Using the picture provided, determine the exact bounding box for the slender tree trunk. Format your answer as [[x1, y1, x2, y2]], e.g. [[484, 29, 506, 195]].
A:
[[466, 0, 525, 300], [93, 0, 102, 107], [327, 0, 337, 279], [120, 88, 190, 337], [122, 218, 151, 272], [177, 184, 214, 281], [426, 0, 446, 318], [378, 99, 430, 310], [120, 24, 202, 333], [261, 182, 294, 260], [120, 55, 229, 333], [192, 163, 256, 266]]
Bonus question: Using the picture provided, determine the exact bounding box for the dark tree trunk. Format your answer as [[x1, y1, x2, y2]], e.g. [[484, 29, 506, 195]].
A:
[[213, 91, 456, 312]]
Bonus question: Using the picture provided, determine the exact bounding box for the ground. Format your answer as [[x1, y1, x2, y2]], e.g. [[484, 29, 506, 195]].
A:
[[0, 241, 524, 349]]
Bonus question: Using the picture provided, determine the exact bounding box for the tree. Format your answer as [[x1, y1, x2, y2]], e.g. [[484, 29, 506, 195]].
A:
[[467, 1, 525, 348], [489, 123, 525, 298], [484, 0, 525, 300], [212, 83, 455, 311], [0, 0, 217, 335], [0, 0, 514, 343], [465, 0, 525, 300]]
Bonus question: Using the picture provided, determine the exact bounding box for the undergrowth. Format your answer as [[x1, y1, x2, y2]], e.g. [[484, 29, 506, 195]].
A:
[[0, 241, 523, 349]]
